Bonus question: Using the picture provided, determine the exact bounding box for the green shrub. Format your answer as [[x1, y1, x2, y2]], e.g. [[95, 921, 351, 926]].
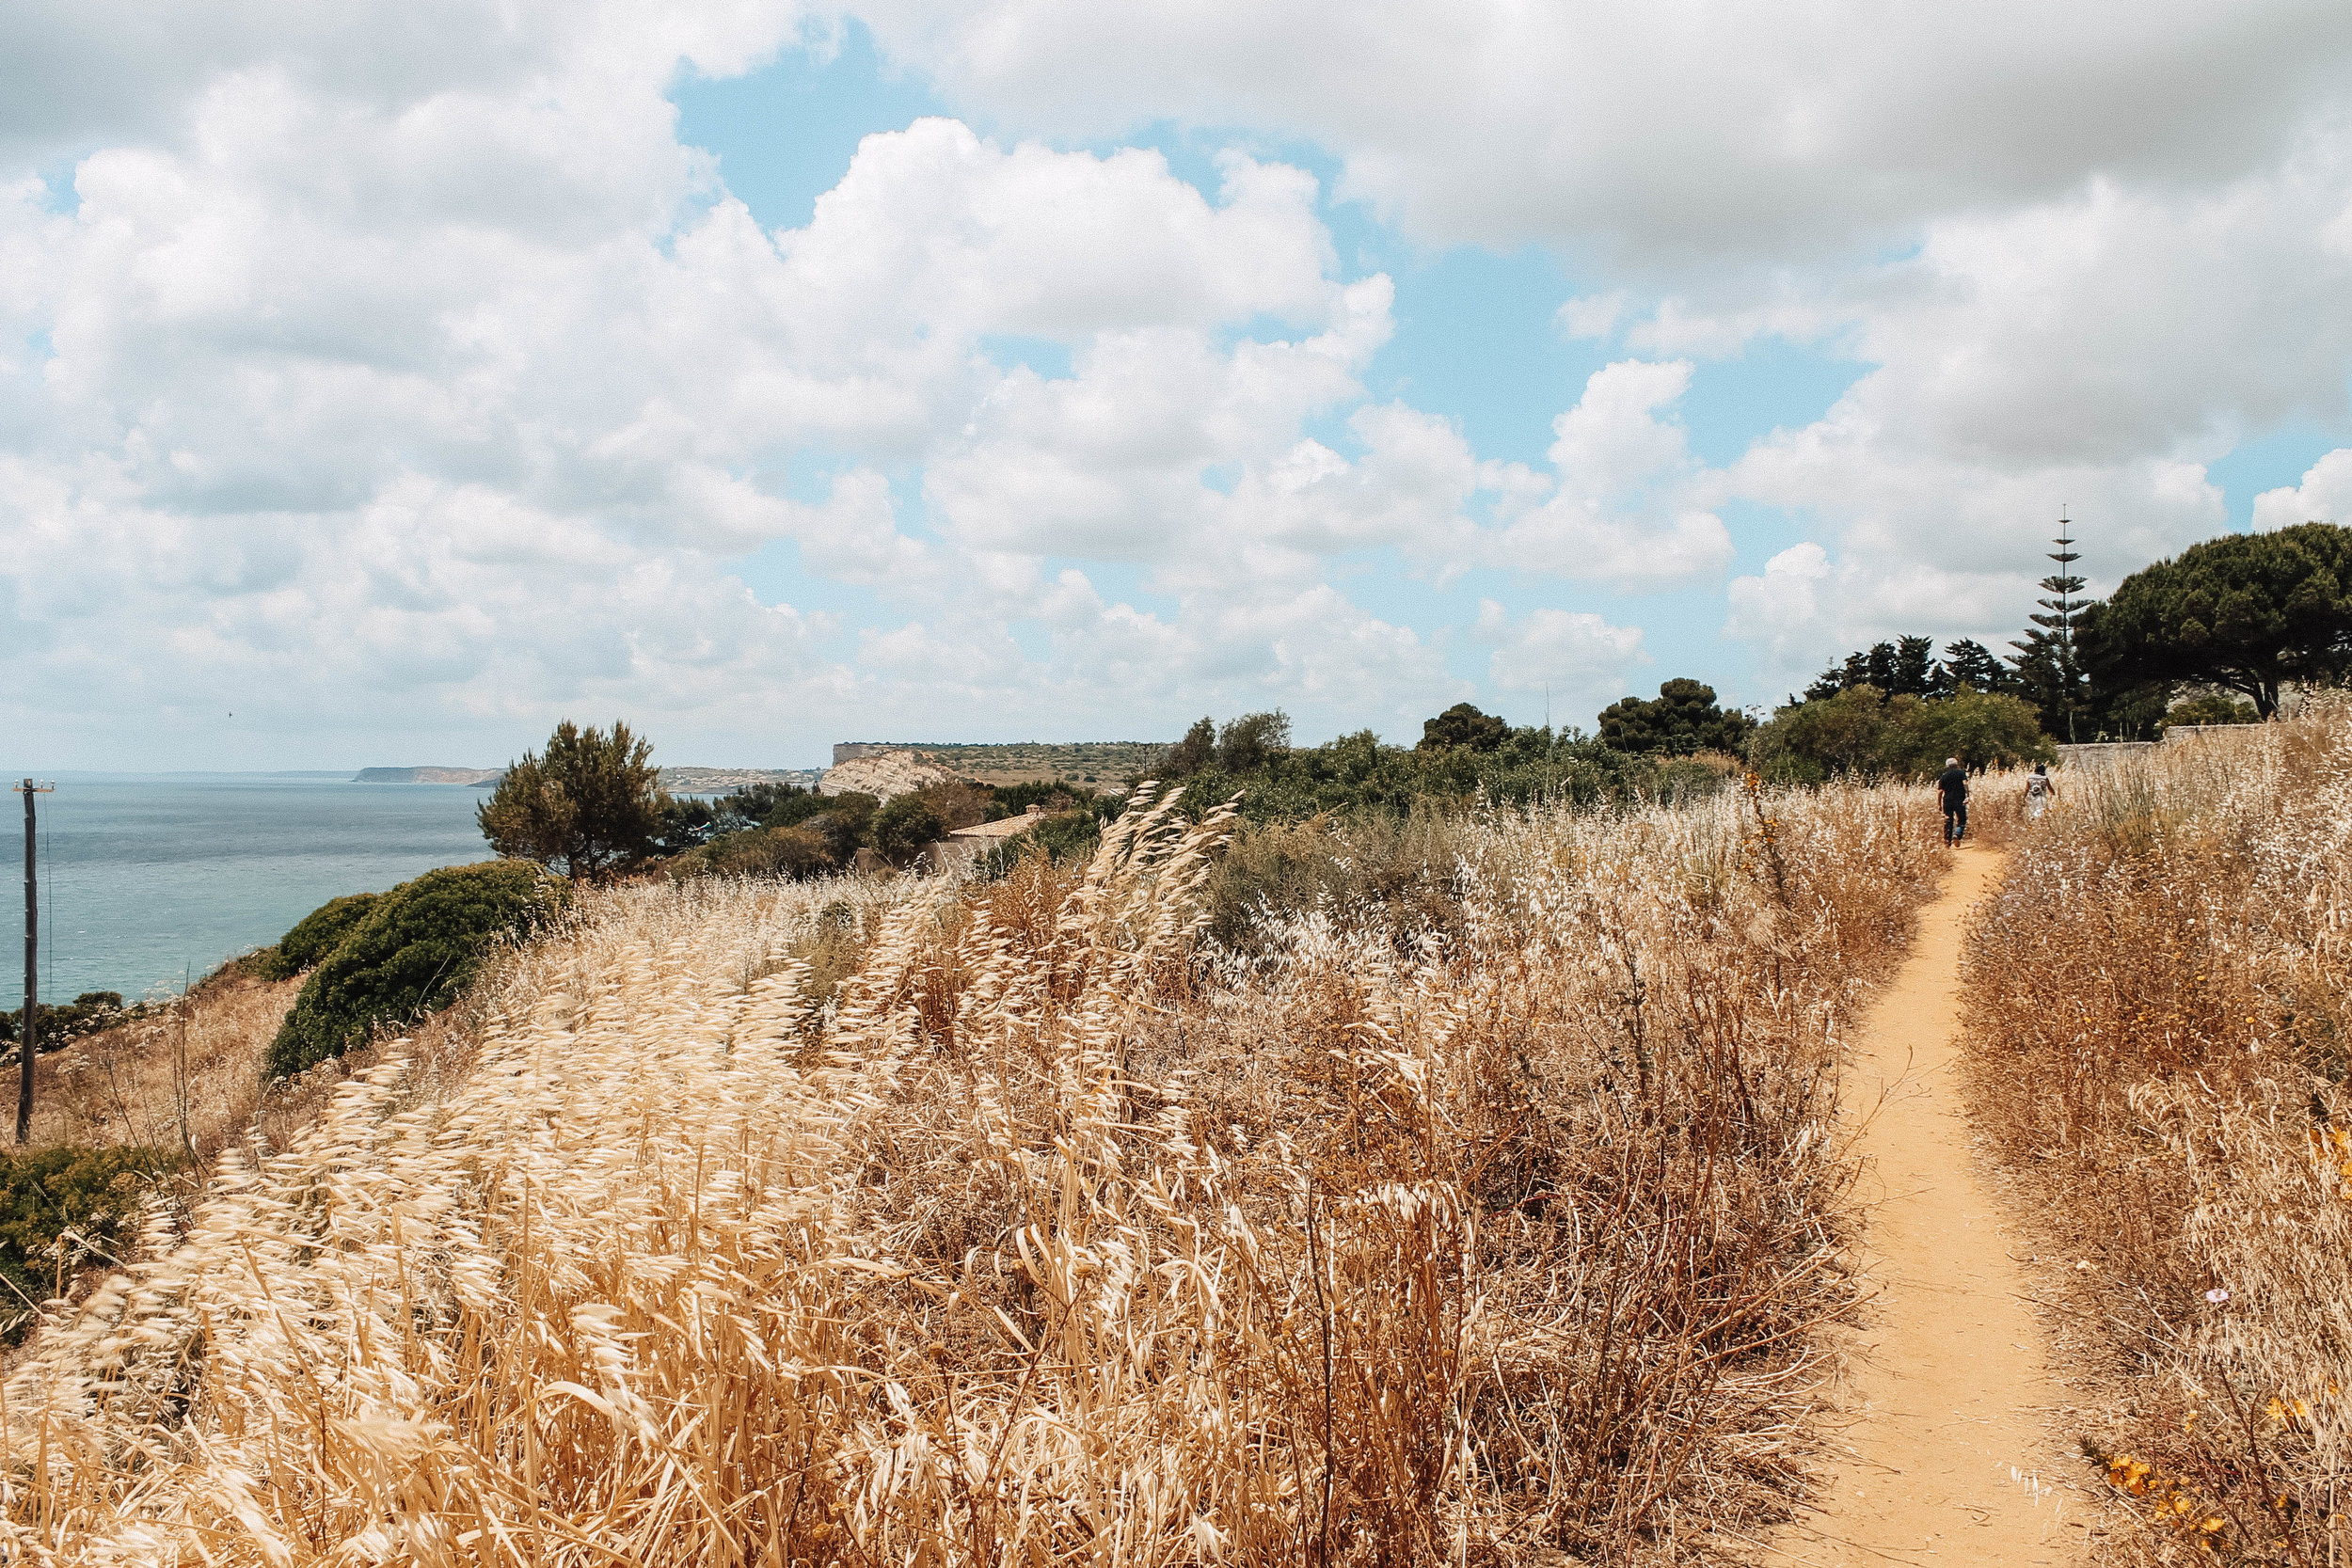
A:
[[2, 991, 135, 1049], [1748, 685, 2053, 782], [267, 862, 569, 1078], [0, 1145, 172, 1339], [672, 824, 836, 881], [991, 781, 1120, 820], [250, 892, 383, 981], [2158, 691, 2261, 732], [873, 796, 945, 864], [977, 811, 1105, 879]]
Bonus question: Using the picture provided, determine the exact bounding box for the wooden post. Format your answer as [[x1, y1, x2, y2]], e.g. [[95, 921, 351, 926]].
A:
[[19, 779, 36, 1145], [17, 780, 52, 1147]]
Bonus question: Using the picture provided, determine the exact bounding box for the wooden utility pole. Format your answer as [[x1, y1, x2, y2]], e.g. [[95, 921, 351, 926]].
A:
[[18, 779, 53, 1146]]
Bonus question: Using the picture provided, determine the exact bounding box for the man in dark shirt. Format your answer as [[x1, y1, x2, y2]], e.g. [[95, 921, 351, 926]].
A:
[[1937, 757, 1968, 845]]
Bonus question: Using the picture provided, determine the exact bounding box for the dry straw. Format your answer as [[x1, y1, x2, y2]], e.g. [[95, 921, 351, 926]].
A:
[[7, 779, 1939, 1565], [1963, 701, 2352, 1565]]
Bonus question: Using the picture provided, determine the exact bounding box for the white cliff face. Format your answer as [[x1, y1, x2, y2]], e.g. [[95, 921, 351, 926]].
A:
[[816, 750, 963, 801]]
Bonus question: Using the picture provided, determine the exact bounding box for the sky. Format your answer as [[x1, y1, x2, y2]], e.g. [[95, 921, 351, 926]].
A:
[[6, 2, 2352, 770]]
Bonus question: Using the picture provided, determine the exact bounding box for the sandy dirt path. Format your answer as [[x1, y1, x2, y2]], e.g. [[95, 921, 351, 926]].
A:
[[1754, 846, 2073, 1567]]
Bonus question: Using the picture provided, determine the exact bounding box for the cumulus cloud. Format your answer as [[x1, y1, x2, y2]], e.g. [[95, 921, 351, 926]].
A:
[[1484, 361, 1733, 586], [1474, 599, 1646, 704], [845, 0, 2352, 267], [2254, 449, 2352, 531], [10, 0, 2352, 760], [0, 16, 1490, 764]]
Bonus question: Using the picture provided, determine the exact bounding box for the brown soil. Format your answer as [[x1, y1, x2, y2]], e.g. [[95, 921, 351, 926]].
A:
[[1756, 847, 2077, 1566]]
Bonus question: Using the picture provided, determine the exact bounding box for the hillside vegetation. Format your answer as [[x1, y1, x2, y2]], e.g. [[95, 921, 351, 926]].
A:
[[7, 777, 1941, 1565], [1962, 705, 2352, 1563]]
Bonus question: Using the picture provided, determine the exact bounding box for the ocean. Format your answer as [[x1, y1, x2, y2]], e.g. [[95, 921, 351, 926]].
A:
[[4, 774, 495, 1010]]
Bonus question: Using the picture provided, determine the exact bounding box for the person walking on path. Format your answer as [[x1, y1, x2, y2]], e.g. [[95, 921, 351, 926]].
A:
[[1938, 756, 1969, 845], [2024, 762, 2057, 821]]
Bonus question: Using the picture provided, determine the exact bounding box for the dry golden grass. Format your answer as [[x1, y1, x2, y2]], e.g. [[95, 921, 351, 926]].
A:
[[3, 782, 1942, 1565], [27, 969, 298, 1159], [1962, 706, 2352, 1565]]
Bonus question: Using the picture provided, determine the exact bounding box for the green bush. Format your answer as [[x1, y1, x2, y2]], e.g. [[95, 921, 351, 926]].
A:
[[251, 892, 382, 981], [2, 991, 136, 1050], [0, 1145, 172, 1339], [2158, 692, 2261, 732], [977, 811, 1106, 879], [267, 862, 569, 1078], [672, 824, 836, 881], [1749, 686, 2053, 783], [873, 796, 946, 864], [1145, 724, 1648, 825]]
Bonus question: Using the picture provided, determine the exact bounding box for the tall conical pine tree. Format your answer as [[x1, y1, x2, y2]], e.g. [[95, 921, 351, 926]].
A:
[[2009, 517, 2090, 741]]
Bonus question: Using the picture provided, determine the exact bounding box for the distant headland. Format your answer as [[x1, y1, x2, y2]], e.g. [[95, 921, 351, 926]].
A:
[[353, 765, 822, 790], [352, 767, 505, 785]]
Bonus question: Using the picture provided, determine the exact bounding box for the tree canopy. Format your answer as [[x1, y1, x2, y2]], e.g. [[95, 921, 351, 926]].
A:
[[1750, 687, 2052, 784], [1596, 678, 1755, 755], [2081, 522, 2352, 717], [1802, 637, 2009, 703], [1417, 703, 1509, 752], [477, 720, 667, 880]]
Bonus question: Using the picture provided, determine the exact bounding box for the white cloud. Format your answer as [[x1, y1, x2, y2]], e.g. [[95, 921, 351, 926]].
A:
[[2254, 449, 2352, 531], [845, 0, 2352, 267], [1485, 360, 1734, 586], [1, 27, 1505, 763], [1724, 542, 1838, 689], [1472, 599, 1647, 716], [10, 0, 2352, 763]]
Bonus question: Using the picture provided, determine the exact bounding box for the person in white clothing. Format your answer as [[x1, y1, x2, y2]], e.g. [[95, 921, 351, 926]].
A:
[[2024, 763, 2057, 819]]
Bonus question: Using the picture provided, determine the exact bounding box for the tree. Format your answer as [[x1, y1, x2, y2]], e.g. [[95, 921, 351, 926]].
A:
[[1597, 678, 1756, 755], [1417, 703, 1508, 752], [2158, 691, 2260, 732], [477, 721, 667, 880], [1216, 711, 1293, 772], [873, 796, 946, 865], [803, 793, 879, 865], [1805, 638, 1952, 702], [2006, 519, 2093, 736], [1884, 689, 2055, 776], [1938, 639, 2009, 695], [1750, 686, 2051, 783], [1159, 718, 1217, 778], [2081, 522, 2352, 718], [1749, 687, 1899, 783]]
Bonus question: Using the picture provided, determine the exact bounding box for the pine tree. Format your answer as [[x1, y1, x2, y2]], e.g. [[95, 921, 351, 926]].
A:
[[2009, 518, 2090, 741], [1939, 639, 2009, 695], [1892, 636, 1936, 696]]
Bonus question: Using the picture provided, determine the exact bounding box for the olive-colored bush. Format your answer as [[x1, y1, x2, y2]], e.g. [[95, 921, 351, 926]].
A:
[[671, 825, 836, 881], [872, 796, 945, 865], [0, 1145, 172, 1339], [250, 892, 382, 981], [266, 862, 569, 1078], [977, 811, 1104, 879]]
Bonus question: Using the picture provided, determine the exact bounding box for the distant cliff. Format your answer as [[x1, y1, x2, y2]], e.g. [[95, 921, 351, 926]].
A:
[[352, 767, 505, 785]]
